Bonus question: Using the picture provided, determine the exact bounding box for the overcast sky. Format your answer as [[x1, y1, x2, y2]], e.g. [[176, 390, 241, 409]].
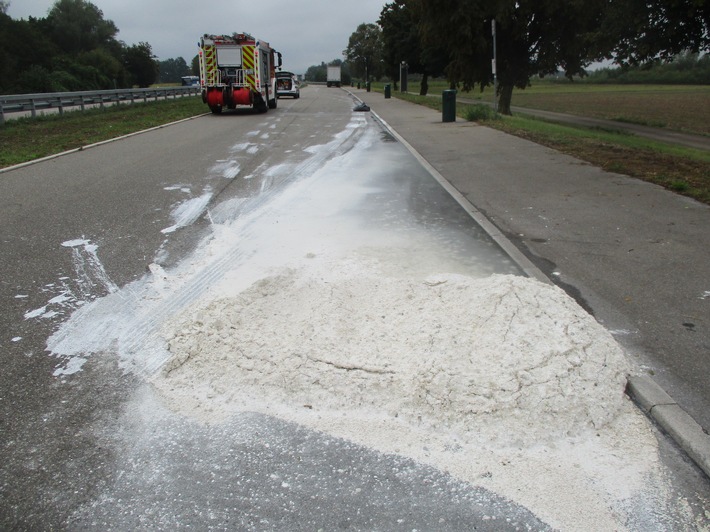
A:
[[7, 0, 388, 74]]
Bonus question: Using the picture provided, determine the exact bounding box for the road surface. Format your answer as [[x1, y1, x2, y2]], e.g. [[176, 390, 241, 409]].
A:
[[1, 86, 708, 530]]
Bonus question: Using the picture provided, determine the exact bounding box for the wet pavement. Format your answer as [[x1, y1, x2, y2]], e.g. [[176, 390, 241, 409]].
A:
[[1, 85, 708, 530], [353, 86, 710, 437], [1, 85, 543, 530]]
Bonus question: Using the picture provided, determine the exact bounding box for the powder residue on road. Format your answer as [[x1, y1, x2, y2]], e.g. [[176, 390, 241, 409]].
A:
[[151, 257, 676, 530], [45, 112, 698, 530], [156, 267, 626, 445]]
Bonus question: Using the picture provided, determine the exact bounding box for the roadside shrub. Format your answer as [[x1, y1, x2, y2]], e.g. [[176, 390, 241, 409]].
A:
[[465, 104, 500, 121]]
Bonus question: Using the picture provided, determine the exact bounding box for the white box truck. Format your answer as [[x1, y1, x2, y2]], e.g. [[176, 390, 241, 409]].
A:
[[326, 65, 341, 88]]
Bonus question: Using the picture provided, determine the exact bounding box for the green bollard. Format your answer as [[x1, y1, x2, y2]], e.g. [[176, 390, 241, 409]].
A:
[[384, 84, 391, 99], [442, 89, 456, 122]]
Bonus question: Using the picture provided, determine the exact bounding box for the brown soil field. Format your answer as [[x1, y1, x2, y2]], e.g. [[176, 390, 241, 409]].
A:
[[510, 86, 710, 137]]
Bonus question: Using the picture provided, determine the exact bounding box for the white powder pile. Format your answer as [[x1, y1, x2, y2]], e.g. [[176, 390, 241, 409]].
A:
[[154, 264, 627, 446], [152, 261, 677, 529]]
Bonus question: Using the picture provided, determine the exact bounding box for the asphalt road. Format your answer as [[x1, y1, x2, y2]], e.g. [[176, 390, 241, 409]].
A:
[[359, 87, 710, 433], [1, 86, 549, 530], [2, 85, 708, 529]]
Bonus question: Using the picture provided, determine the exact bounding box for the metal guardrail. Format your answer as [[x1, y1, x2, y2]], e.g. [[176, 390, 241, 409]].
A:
[[0, 86, 201, 124]]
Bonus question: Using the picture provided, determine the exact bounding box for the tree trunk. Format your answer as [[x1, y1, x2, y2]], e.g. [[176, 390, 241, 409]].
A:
[[420, 73, 429, 96], [498, 84, 513, 115]]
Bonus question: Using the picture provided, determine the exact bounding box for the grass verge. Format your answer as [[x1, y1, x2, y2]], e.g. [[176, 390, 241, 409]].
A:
[[389, 89, 710, 205], [0, 96, 206, 168], [401, 80, 710, 137]]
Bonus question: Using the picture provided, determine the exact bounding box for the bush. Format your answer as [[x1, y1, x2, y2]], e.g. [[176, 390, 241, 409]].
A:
[[465, 104, 499, 121], [15, 65, 54, 93]]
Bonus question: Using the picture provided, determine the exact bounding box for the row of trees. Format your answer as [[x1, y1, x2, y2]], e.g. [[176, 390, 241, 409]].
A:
[[304, 60, 353, 85], [0, 0, 161, 94], [343, 0, 710, 114], [585, 52, 710, 84], [157, 57, 193, 84]]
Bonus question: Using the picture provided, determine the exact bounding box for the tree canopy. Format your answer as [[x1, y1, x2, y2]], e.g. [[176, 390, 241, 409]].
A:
[[599, 0, 710, 64], [378, 0, 710, 114], [344, 23, 384, 81], [159, 57, 191, 84], [379, 0, 446, 94], [304, 60, 352, 85], [0, 0, 164, 93]]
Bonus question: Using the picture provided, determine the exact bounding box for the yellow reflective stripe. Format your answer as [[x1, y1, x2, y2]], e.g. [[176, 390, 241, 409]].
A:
[[242, 45, 256, 91], [204, 45, 217, 85]]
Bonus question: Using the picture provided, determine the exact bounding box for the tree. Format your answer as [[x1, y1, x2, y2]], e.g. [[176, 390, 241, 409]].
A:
[[303, 59, 352, 84], [0, 13, 58, 92], [599, 0, 710, 65], [305, 62, 327, 82], [76, 48, 124, 87], [46, 0, 119, 55], [344, 23, 384, 82], [0, 0, 163, 93], [158, 57, 190, 83], [123, 42, 158, 87], [379, 0, 446, 95], [410, 0, 609, 114]]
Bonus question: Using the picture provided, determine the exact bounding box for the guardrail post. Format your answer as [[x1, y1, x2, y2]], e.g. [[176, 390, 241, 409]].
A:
[[0, 102, 4, 125]]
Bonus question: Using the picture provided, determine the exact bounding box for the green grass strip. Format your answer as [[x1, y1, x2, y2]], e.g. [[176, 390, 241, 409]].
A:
[[1, 96, 206, 168]]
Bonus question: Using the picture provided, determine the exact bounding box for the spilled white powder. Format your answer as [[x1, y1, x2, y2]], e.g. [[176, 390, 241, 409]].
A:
[[161, 192, 213, 234], [155, 269, 626, 445], [151, 260, 678, 530], [45, 113, 697, 528]]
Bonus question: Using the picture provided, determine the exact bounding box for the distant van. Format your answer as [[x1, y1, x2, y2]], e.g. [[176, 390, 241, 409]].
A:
[[181, 76, 200, 86]]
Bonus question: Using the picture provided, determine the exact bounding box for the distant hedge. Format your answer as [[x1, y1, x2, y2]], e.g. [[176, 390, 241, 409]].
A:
[[585, 53, 710, 84]]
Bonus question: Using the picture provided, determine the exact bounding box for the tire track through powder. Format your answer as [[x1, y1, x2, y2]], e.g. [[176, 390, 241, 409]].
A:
[[151, 257, 686, 530]]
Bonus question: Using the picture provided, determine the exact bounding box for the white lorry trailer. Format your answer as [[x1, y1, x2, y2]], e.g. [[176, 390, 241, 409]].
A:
[[326, 65, 341, 88]]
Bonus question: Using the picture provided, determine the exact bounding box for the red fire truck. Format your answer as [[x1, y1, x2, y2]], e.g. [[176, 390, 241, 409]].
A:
[[198, 33, 282, 114]]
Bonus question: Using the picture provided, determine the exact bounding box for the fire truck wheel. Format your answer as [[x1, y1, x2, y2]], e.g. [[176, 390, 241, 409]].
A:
[[268, 93, 277, 109], [209, 105, 222, 114]]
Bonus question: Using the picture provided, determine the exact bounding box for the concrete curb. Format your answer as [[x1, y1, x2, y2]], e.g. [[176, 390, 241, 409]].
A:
[[627, 376, 710, 478], [348, 88, 710, 481]]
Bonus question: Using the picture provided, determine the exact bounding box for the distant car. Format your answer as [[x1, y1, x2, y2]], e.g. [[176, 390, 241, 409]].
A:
[[276, 71, 300, 99]]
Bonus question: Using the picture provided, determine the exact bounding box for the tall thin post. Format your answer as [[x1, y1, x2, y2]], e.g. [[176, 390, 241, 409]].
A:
[[492, 19, 498, 113]]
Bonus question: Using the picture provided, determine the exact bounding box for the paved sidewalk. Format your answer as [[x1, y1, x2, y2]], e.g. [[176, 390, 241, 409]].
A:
[[350, 88, 710, 477]]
